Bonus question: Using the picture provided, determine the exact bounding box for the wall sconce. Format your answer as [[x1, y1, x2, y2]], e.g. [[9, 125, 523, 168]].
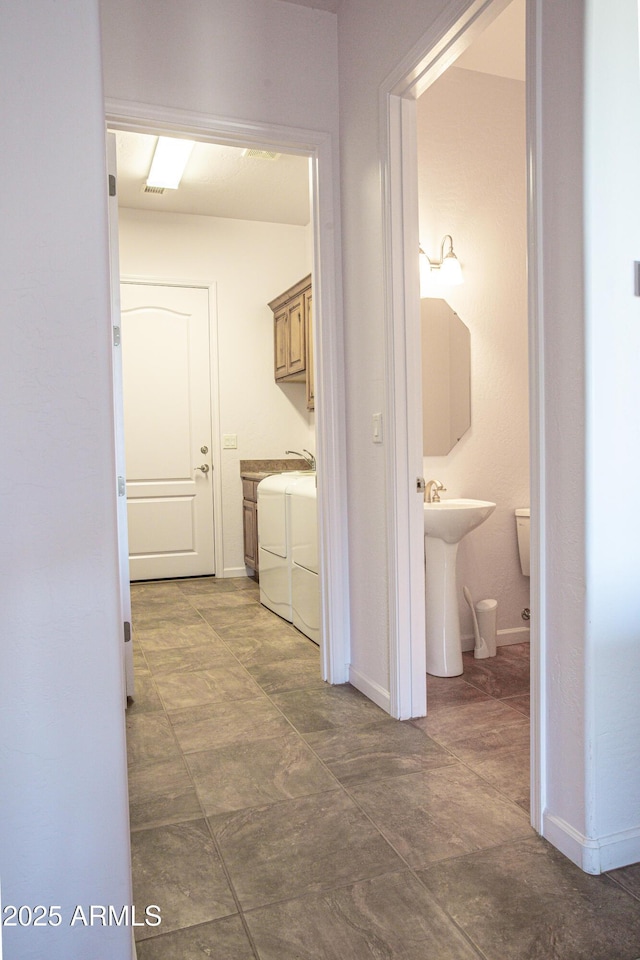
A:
[[419, 235, 464, 296]]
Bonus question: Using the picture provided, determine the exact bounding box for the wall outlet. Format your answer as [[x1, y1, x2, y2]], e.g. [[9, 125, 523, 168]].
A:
[[222, 434, 238, 449]]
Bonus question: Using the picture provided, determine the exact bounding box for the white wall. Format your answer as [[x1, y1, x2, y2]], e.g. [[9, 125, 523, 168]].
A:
[[0, 3, 132, 958], [100, 0, 339, 136], [118, 208, 314, 575], [418, 66, 530, 645]]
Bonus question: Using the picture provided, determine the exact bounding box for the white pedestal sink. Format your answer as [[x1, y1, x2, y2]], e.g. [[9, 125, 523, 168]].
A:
[[424, 499, 496, 677]]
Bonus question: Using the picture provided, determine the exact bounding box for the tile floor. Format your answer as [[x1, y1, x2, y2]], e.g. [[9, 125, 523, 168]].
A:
[[127, 576, 640, 960]]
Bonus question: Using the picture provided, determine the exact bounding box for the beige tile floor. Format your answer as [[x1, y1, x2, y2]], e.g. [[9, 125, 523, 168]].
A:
[[127, 577, 640, 960]]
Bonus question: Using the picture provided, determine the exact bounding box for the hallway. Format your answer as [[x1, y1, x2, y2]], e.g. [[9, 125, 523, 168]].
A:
[[127, 577, 640, 959]]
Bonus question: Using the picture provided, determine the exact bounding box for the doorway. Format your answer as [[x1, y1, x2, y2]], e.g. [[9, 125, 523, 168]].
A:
[[380, 0, 542, 829], [106, 105, 351, 688]]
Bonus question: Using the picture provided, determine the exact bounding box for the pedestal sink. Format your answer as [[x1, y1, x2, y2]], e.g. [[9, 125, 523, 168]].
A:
[[424, 499, 496, 677]]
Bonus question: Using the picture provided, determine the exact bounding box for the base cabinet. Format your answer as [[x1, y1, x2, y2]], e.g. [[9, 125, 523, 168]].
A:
[[242, 478, 260, 574]]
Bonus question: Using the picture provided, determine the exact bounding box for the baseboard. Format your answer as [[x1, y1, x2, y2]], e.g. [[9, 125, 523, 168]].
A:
[[461, 626, 530, 652], [543, 811, 640, 874], [348, 666, 391, 714], [221, 566, 249, 579], [497, 626, 531, 646]]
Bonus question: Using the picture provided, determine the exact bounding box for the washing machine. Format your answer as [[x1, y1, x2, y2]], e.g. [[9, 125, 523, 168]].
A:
[[257, 474, 295, 619], [289, 475, 320, 644]]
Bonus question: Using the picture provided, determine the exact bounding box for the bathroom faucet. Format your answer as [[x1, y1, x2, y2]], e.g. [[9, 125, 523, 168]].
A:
[[285, 449, 316, 470], [425, 479, 446, 503]]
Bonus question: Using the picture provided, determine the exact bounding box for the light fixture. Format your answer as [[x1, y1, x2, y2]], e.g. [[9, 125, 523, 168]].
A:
[[419, 235, 464, 295], [146, 136, 195, 190]]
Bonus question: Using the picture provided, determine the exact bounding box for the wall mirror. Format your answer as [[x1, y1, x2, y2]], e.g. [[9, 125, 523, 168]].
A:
[[421, 298, 471, 455]]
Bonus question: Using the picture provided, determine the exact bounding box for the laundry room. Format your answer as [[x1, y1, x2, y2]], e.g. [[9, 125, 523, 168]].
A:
[[113, 131, 317, 585]]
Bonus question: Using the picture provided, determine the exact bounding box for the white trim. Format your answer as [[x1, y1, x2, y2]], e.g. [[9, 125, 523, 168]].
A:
[[543, 813, 640, 875], [526, 0, 545, 836], [460, 627, 531, 652], [348, 666, 391, 714], [105, 99, 335, 158], [107, 132, 134, 701], [308, 143, 351, 684], [496, 626, 531, 645], [106, 100, 350, 685], [223, 565, 249, 579], [379, 93, 426, 720]]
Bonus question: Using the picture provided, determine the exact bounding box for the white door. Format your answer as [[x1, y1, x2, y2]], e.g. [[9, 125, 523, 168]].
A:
[[120, 282, 215, 580]]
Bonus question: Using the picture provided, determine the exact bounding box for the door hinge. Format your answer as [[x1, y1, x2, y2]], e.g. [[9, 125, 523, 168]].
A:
[[117, 476, 126, 497], [417, 477, 426, 493], [113, 325, 121, 346], [109, 173, 117, 197], [124, 621, 131, 643]]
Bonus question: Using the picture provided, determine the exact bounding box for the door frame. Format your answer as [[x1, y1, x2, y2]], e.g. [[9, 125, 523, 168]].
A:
[[106, 99, 351, 685], [379, 0, 544, 831]]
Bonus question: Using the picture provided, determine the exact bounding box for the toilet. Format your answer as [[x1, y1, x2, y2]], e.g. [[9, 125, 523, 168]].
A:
[[515, 508, 530, 576]]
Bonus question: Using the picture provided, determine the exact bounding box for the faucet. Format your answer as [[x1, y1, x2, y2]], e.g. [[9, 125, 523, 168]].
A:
[[425, 479, 446, 503], [285, 449, 316, 470]]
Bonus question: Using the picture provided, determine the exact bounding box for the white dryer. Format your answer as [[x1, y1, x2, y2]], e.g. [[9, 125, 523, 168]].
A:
[[289, 476, 320, 644], [257, 474, 295, 620]]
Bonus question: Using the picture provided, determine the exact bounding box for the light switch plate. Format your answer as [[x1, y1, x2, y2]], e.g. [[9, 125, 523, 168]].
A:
[[222, 434, 238, 449]]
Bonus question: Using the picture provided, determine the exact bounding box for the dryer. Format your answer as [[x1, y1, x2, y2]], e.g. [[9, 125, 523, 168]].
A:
[[257, 474, 295, 619], [289, 476, 320, 644]]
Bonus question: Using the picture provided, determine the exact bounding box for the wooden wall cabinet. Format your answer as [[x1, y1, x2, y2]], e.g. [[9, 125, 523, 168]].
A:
[[305, 290, 314, 410], [269, 274, 314, 410], [242, 478, 260, 574]]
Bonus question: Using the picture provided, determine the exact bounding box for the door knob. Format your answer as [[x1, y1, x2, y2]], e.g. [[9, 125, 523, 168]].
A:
[[195, 463, 210, 473]]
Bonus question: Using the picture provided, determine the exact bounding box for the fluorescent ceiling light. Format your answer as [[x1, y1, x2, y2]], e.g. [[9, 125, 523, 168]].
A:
[[146, 137, 195, 190]]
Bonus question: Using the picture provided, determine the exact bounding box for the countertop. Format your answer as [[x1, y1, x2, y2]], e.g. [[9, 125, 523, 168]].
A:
[[240, 458, 310, 481]]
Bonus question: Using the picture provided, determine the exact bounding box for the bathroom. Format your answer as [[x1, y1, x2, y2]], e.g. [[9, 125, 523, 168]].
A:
[[417, 0, 531, 667]]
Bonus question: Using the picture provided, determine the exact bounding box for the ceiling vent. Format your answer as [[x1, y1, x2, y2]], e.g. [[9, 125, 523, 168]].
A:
[[242, 148, 280, 160], [143, 184, 166, 194]]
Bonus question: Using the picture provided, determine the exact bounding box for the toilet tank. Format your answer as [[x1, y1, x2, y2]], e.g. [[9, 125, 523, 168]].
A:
[[515, 508, 530, 577]]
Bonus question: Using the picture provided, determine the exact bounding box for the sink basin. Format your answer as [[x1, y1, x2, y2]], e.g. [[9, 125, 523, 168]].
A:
[[280, 470, 316, 476], [424, 498, 496, 544]]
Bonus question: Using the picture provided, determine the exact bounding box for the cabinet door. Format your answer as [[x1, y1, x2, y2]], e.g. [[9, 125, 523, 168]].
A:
[[305, 291, 314, 410], [274, 309, 289, 379], [243, 498, 258, 569], [287, 294, 306, 375]]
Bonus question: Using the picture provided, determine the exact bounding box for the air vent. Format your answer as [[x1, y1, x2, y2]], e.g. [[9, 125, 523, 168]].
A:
[[241, 148, 280, 160], [143, 184, 165, 194]]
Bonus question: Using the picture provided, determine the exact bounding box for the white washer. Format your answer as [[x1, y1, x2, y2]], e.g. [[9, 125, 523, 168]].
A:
[[257, 474, 295, 619], [289, 476, 320, 644]]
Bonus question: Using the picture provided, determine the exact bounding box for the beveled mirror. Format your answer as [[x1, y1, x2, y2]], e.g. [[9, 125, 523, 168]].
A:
[[421, 298, 471, 455]]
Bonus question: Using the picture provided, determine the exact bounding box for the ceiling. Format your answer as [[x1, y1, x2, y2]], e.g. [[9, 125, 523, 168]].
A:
[[113, 0, 524, 225], [113, 132, 311, 225], [455, 0, 525, 82]]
